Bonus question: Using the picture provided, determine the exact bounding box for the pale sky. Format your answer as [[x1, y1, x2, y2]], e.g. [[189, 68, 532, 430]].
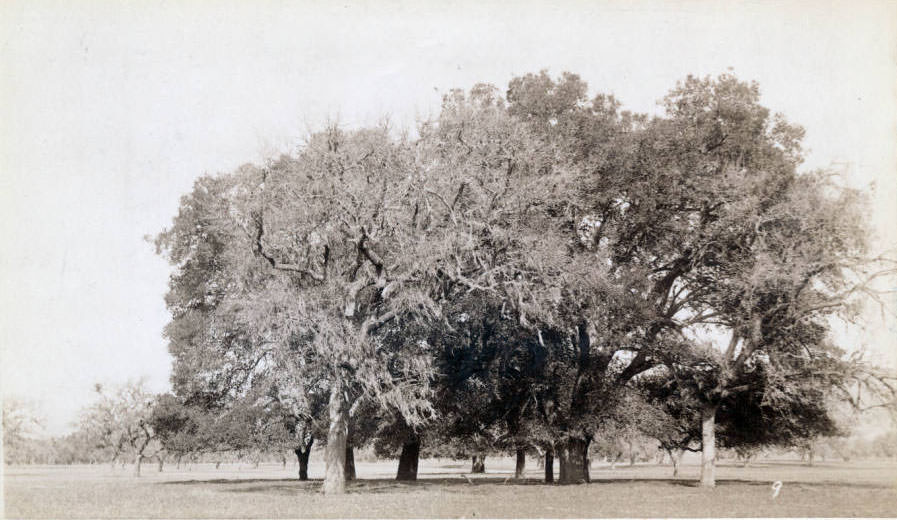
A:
[[2, 0, 895, 435]]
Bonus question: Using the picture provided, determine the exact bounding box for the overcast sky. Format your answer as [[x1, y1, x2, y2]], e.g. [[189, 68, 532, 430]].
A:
[[2, 0, 895, 435]]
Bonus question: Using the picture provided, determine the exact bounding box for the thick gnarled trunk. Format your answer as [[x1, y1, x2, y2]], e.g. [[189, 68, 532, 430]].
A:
[[700, 404, 718, 488], [294, 438, 313, 481], [515, 448, 526, 479], [471, 454, 486, 473], [544, 450, 554, 483], [557, 437, 590, 484], [396, 438, 421, 481], [323, 380, 349, 495], [344, 445, 356, 481]]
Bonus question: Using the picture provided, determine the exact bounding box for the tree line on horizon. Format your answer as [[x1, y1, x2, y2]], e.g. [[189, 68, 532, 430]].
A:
[[5, 71, 895, 493]]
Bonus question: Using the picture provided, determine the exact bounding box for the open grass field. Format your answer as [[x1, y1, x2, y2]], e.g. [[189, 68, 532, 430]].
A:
[[4, 457, 897, 518]]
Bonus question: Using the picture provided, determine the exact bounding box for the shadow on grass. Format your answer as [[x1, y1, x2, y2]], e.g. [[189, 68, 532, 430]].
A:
[[712, 460, 857, 470], [588, 477, 890, 490]]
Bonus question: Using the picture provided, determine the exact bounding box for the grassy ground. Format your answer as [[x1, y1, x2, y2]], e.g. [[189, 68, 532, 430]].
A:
[[4, 457, 896, 518]]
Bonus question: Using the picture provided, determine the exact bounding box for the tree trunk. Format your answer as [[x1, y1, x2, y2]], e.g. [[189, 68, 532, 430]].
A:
[[700, 403, 718, 488], [134, 454, 143, 477], [514, 448, 526, 479], [396, 438, 421, 481], [157, 455, 164, 472], [666, 448, 681, 477], [323, 379, 349, 495], [294, 438, 313, 481], [557, 437, 590, 484], [471, 454, 486, 473], [344, 445, 356, 481], [544, 450, 554, 483]]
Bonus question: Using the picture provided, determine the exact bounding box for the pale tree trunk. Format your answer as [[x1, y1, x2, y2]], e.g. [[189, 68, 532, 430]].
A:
[[666, 448, 683, 477], [396, 438, 420, 481], [676, 449, 685, 477], [514, 447, 526, 479], [544, 451, 554, 483], [610, 443, 622, 469], [700, 404, 718, 488], [557, 437, 590, 484], [134, 454, 143, 477], [323, 379, 349, 495], [471, 454, 485, 473], [344, 445, 356, 481], [157, 454, 164, 472]]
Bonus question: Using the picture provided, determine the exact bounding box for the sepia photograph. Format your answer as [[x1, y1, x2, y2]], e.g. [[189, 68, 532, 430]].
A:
[[2, 0, 896, 518]]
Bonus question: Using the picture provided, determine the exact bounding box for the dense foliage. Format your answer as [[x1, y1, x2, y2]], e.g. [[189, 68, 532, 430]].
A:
[[149, 71, 894, 491], [9, 72, 891, 494]]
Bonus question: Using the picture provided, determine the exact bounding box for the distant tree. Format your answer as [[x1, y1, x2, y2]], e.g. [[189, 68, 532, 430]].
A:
[[870, 430, 897, 458], [2, 398, 45, 464], [53, 429, 115, 465], [78, 381, 162, 476]]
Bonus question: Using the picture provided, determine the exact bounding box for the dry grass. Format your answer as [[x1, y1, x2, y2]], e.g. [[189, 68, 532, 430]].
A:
[[4, 457, 896, 518]]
